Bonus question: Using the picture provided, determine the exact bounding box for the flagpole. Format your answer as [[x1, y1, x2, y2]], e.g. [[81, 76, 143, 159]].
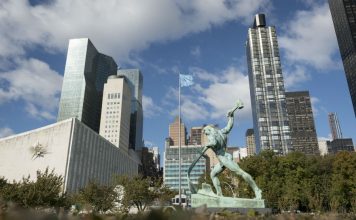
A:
[[178, 73, 182, 206]]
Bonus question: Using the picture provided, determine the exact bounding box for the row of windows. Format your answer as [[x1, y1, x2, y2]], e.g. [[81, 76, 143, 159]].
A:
[[108, 93, 120, 99], [104, 129, 118, 133], [105, 124, 119, 128]]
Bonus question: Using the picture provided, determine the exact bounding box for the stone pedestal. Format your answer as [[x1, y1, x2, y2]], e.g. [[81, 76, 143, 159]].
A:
[[191, 183, 265, 209]]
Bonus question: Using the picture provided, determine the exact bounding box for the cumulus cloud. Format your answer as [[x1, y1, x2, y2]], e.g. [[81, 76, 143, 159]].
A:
[[279, 3, 340, 70], [283, 65, 311, 89], [142, 95, 163, 118], [194, 67, 251, 120], [165, 66, 251, 122], [0, 0, 270, 63], [0, 127, 14, 138], [0, 58, 63, 120]]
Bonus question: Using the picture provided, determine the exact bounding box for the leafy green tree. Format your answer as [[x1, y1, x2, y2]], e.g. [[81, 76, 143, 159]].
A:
[[330, 151, 356, 213], [74, 181, 116, 213], [305, 155, 333, 212], [141, 147, 160, 182], [0, 168, 68, 209], [239, 150, 283, 208], [115, 175, 157, 212]]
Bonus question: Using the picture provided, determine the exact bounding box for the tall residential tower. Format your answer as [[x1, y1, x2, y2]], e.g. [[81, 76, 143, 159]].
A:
[[328, 112, 343, 140], [57, 38, 118, 132], [285, 91, 319, 155], [329, 0, 356, 117], [246, 14, 292, 155]]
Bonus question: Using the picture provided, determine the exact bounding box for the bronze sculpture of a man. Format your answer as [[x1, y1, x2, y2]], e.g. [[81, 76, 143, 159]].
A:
[[188, 100, 262, 199]]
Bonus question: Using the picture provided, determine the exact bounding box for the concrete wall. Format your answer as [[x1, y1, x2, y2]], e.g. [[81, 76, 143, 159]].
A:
[[0, 119, 72, 184], [0, 118, 139, 192], [65, 118, 139, 192]]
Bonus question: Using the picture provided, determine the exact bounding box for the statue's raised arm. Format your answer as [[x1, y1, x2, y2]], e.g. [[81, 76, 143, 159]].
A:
[[221, 99, 244, 134]]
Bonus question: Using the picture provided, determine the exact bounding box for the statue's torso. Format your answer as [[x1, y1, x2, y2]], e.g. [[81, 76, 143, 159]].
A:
[[209, 130, 228, 156]]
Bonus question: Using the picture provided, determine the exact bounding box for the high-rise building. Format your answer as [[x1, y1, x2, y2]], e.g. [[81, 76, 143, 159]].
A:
[[285, 91, 319, 155], [163, 144, 207, 194], [329, 0, 356, 117], [189, 126, 204, 145], [226, 147, 242, 162], [245, 129, 256, 156], [99, 76, 131, 152], [117, 69, 143, 151], [246, 14, 292, 155], [327, 138, 355, 153], [148, 146, 160, 171], [57, 38, 118, 132], [169, 117, 187, 146], [328, 112, 343, 140], [238, 147, 248, 160]]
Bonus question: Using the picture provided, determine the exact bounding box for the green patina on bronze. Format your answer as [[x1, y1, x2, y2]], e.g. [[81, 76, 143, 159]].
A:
[[187, 100, 265, 208]]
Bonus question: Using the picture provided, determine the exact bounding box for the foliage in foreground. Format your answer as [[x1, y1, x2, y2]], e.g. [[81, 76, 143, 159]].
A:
[[0, 168, 68, 209], [200, 151, 356, 213]]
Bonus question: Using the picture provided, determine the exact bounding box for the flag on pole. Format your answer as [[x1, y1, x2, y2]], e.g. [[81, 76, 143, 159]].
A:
[[179, 74, 194, 87]]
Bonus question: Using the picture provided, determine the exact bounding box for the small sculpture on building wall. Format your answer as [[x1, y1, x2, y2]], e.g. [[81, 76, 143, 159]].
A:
[[30, 141, 48, 160], [187, 100, 264, 208]]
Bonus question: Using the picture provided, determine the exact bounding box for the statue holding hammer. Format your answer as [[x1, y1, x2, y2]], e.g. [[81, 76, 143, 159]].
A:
[[187, 100, 262, 199]]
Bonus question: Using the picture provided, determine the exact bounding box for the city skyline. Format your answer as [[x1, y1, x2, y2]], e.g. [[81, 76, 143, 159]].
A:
[[0, 0, 355, 157]]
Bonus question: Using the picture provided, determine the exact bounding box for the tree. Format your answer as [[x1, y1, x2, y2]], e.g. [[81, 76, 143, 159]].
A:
[[0, 168, 68, 209], [141, 147, 160, 182], [330, 151, 356, 213], [74, 181, 116, 213], [115, 175, 157, 212]]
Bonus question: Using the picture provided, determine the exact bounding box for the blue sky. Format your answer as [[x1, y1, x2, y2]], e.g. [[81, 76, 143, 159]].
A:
[[0, 0, 355, 157]]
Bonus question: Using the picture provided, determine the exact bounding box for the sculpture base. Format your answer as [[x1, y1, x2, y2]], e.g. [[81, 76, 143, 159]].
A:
[[191, 183, 265, 209]]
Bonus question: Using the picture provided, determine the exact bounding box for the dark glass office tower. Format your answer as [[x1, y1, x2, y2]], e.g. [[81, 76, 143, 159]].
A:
[[285, 91, 319, 155], [57, 38, 118, 132], [117, 69, 143, 151], [329, 0, 356, 117], [246, 14, 292, 155]]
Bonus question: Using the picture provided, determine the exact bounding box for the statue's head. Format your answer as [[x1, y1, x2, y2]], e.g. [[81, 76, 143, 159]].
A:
[[203, 125, 218, 137]]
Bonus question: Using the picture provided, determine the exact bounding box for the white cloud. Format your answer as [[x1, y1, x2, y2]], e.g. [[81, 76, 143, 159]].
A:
[[0, 0, 270, 63], [142, 95, 163, 118], [190, 46, 201, 58], [144, 140, 157, 147], [0, 127, 14, 138], [195, 67, 252, 120], [318, 136, 331, 141], [279, 3, 340, 70], [0, 58, 63, 120], [165, 66, 252, 122], [283, 65, 311, 89], [310, 96, 320, 117]]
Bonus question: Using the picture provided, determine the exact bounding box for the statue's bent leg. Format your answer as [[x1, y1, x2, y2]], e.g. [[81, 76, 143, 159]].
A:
[[223, 161, 262, 199], [210, 163, 224, 196]]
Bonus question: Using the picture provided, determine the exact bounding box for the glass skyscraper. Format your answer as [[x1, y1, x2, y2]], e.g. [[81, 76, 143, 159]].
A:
[[57, 38, 118, 132], [329, 0, 356, 117], [246, 14, 292, 155], [163, 145, 207, 195], [117, 69, 143, 151]]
